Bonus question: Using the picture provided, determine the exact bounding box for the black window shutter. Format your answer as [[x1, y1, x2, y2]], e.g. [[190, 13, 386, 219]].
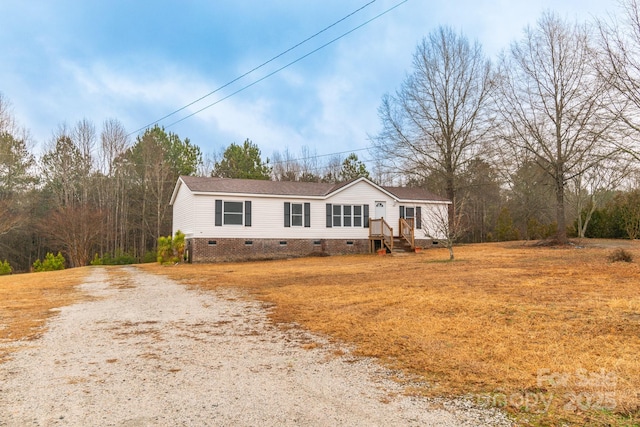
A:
[[215, 200, 222, 226], [416, 206, 422, 229], [399, 205, 405, 219], [363, 204, 369, 228], [244, 201, 252, 227], [284, 202, 291, 227], [326, 204, 332, 228], [304, 203, 311, 228]]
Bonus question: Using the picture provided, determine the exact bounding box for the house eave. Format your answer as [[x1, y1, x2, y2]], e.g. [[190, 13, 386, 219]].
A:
[[169, 177, 185, 206], [190, 191, 328, 200], [395, 198, 452, 205]]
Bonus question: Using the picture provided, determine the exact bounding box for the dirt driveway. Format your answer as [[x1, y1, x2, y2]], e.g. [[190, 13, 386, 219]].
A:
[[0, 267, 511, 426]]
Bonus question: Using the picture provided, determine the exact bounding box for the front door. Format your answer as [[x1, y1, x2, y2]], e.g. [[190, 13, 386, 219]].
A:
[[374, 201, 386, 219]]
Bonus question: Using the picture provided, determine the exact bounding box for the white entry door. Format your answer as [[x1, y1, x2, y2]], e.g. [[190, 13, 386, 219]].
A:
[[374, 201, 386, 219]]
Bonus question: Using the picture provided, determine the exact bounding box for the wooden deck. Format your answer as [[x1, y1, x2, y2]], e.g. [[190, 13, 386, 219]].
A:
[[369, 218, 415, 253]]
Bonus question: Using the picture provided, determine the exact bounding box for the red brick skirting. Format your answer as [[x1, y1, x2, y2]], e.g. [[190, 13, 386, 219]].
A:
[[188, 238, 370, 263]]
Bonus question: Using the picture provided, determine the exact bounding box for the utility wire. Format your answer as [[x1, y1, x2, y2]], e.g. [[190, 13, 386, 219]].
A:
[[270, 147, 370, 166], [128, 1, 377, 136], [163, 0, 408, 129]]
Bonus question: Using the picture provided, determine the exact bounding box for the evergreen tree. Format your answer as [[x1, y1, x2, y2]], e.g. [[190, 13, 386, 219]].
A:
[[213, 139, 271, 180]]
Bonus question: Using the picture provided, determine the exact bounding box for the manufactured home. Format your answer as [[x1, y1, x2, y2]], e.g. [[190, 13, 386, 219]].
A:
[[170, 176, 450, 262]]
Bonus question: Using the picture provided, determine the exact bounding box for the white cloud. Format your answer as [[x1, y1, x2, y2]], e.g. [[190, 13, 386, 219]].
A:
[[1, 0, 623, 163]]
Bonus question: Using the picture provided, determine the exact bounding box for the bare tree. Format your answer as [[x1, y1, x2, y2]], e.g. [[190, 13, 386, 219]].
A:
[[73, 118, 96, 170], [96, 118, 129, 257], [420, 200, 464, 260], [272, 148, 301, 181], [321, 154, 344, 183], [299, 146, 321, 182], [99, 118, 129, 176], [496, 12, 618, 243], [372, 26, 493, 223], [40, 205, 103, 267], [598, 0, 640, 147], [198, 152, 217, 177]]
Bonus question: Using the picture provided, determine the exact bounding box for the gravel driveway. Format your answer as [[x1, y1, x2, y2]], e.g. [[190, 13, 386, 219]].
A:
[[0, 267, 511, 426]]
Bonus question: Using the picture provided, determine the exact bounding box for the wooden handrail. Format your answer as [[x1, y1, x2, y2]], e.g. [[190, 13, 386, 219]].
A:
[[369, 218, 393, 251], [399, 217, 415, 249]]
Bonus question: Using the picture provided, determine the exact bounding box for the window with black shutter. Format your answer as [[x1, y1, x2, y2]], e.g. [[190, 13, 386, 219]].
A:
[[216, 200, 251, 226], [333, 205, 342, 227]]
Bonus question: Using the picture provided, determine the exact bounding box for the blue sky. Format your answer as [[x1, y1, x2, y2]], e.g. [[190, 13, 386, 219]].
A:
[[1, 0, 616, 165]]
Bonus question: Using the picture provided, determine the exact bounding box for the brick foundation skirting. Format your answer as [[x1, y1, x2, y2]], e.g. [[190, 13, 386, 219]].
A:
[[188, 238, 370, 263], [415, 238, 442, 248]]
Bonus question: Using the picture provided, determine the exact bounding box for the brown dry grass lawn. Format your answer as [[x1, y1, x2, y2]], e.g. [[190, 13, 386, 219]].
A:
[[0, 267, 89, 362], [141, 240, 640, 427]]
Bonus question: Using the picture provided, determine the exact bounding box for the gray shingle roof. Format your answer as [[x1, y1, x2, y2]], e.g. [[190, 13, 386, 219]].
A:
[[381, 186, 449, 202], [177, 176, 448, 202], [179, 176, 337, 196]]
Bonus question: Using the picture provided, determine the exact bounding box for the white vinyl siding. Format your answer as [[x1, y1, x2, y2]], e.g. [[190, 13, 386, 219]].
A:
[[171, 182, 195, 237], [176, 179, 448, 240]]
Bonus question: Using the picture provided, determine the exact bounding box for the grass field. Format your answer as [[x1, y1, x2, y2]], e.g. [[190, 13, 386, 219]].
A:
[[1, 241, 638, 426], [141, 240, 640, 427], [0, 267, 88, 362]]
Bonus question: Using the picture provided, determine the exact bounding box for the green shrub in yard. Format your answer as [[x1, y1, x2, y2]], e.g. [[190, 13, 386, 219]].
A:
[[157, 235, 172, 264], [157, 230, 186, 264], [90, 251, 137, 265], [143, 250, 157, 264], [33, 252, 66, 272], [0, 260, 12, 275]]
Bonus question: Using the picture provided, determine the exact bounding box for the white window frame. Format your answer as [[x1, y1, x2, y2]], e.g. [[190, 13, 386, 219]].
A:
[[291, 203, 303, 227], [223, 201, 244, 225], [333, 205, 342, 227], [333, 204, 364, 228], [353, 205, 362, 227]]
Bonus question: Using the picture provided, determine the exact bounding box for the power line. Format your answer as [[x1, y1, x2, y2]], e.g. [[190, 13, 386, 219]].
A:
[[270, 147, 370, 166], [163, 0, 409, 129], [128, 1, 377, 137]]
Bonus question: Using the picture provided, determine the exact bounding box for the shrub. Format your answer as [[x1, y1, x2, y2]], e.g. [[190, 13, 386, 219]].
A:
[[90, 253, 104, 266], [90, 251, 137, 266], [173, 230, 186, 261], [0, 260, 12, 275], [157, 235, 172, 264], [608, 248, 633, 263], [143, 250, 157, 264], [495, 207, 520, 241], [33, 252, 66, 272], [157, 230, 186, 264]]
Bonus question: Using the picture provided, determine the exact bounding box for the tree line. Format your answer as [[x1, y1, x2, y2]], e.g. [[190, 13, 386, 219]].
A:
[[3, 2, 640, 271], [373, 3, 640, 245], [0, 105, 372, 272], [0, 113, 202, 272]]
